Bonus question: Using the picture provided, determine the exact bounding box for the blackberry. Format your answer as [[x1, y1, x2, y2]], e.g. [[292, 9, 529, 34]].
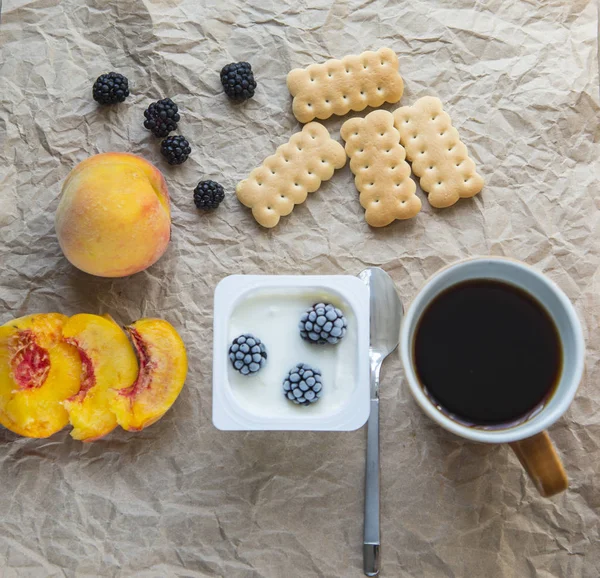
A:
[[283, 363, 323, 406], [229, 334, 267, 375], [220, 62, 257, 101], [194, 180, 225, 210], [160, 135, 191, 165], [299, 303, 347, 345], [92, 72, 130, 105], [143, 98, 180, 137]]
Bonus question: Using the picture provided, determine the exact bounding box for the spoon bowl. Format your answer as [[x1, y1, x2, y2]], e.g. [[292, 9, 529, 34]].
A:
[[359, 268, 403, 374]]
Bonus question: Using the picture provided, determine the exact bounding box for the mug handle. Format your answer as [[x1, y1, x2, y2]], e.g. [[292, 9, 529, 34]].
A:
[[509, 431, 568, 497]]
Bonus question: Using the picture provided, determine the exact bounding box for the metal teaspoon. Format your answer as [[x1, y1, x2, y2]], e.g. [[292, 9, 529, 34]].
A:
[[359, 267, 404, 577]]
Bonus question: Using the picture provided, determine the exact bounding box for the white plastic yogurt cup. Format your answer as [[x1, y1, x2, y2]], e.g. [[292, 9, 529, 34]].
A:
[[212, 275, 370, 431]]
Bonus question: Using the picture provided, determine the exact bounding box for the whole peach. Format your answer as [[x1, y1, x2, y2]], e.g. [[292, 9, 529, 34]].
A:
[[55, 153, 171, 277]]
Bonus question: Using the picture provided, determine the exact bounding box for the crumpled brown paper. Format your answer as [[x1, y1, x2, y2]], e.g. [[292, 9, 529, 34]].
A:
[[1, 0, 599, 576]]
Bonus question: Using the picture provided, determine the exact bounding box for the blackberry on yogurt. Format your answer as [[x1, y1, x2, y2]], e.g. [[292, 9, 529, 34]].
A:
[[299, 303, 347, 345], [283, 363, 323, 405], [229, 334, 267, 375]]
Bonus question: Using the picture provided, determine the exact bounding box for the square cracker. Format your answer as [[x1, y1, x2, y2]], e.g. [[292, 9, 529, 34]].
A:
[[341, 110, 421, 227], [236, 123, 346, 228], [393, 96, 484, 208], [287, 48, 404, 124]]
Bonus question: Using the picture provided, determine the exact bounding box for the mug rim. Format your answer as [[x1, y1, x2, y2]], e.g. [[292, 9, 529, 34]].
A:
[[400, 256, 585, 444]]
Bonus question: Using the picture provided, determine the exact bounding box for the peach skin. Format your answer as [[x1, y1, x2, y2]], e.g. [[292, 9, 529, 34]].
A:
[[55, 152, 171, 278], [0, 313, 81, 438], [62, 313, 138, 441], [111, 318, 187, 431]]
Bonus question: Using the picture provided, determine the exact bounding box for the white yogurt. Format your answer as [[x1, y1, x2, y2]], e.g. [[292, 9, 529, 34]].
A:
[[227, 288, 358, 418]]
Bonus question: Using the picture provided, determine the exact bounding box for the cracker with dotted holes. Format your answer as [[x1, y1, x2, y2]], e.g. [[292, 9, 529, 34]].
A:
[[236, 122, 346, 228], [392, 96, 484, 208], [341, 110, 421, 227], [287, 48, 404, 124]]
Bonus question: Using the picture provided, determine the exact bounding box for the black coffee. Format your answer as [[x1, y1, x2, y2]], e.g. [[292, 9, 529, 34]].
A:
[[414, 279, 562, 426]]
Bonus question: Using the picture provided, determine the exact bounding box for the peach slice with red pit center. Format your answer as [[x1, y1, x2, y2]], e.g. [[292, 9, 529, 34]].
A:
[[62, 314, 138, 441], [0, 313, 81, 438], [111, 318, 187, 431]]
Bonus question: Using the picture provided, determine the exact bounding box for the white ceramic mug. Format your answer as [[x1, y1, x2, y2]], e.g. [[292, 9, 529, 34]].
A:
[[400, 257, 585, 497]]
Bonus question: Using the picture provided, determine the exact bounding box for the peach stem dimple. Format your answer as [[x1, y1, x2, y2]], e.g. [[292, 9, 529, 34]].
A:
[[10, 330, 50, 390]]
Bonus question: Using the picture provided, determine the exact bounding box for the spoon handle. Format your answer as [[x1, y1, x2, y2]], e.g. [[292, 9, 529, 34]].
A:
[[364, 394, 380, 576]]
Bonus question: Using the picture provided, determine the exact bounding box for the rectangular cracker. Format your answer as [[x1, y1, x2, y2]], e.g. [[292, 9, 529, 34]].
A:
[[287, 48, 404, 124], [341, 110, 421, 227], [392, 96, 484, 208], [236, 122, 346, 228]]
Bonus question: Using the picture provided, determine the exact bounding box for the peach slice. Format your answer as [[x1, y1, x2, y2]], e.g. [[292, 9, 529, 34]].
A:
[[62, 314, 138, 441], [0, 313, 81, 438], [111, 319, 187, 431]]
